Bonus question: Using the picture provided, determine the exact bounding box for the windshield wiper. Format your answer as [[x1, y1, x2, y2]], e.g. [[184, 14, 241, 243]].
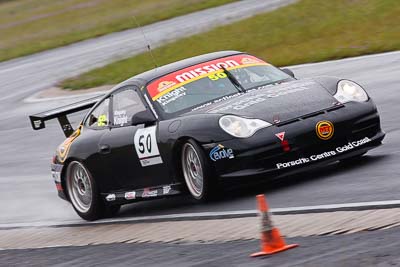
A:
[[221, 66, 246, 93]]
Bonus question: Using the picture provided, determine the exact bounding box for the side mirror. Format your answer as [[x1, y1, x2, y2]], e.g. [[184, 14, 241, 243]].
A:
[[131, 109, 157, 126], [281, 68, 295, 78]]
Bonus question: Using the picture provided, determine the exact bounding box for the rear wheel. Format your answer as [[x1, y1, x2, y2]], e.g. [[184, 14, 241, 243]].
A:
[[181, 140, 216, 201], [66, 161, 111, 221]]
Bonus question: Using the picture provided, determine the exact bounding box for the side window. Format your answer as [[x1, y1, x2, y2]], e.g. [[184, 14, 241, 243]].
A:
[[85, 98, 110, 128], [112, 89, 146, 127]]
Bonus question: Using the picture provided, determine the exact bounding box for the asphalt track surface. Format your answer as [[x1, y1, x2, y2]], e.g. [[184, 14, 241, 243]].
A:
[[1, 50, 399, 226], [0, 0, 295, 104], [0, 4, 399, 226], [0, 0, 293, 225], [2, 226, 400, 266]]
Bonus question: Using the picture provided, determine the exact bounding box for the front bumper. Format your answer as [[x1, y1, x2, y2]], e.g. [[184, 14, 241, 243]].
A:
[[205, 101, 385, 179]]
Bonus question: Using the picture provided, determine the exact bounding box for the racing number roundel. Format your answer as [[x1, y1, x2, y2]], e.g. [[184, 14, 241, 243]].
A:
[[134, 126, 163, 167], [316, 120, 334, 140]]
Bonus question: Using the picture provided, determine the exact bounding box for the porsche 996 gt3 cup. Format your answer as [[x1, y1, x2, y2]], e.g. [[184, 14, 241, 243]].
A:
[[30, 51, 384, 220]]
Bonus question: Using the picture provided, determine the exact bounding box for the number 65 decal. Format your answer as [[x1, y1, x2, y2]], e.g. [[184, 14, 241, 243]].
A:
[[134, 126, 163, 167]]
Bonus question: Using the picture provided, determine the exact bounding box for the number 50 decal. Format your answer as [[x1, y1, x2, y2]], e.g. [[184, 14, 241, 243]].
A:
[[138, 134, 152, 154], [208, 72, 227, 81], [134, 126, 163, 167]]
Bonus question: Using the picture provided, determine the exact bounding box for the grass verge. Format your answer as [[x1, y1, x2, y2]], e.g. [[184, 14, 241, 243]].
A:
[[0, 0, 237, 62], [61, 0, 400, 90]]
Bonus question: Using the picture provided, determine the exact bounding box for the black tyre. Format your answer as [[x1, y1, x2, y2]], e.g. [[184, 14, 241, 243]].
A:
[[65, 161, 107, 221], [181, 139, 216, 201]]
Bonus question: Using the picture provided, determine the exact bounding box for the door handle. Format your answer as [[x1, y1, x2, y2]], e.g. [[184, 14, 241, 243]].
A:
[[99, 144, 111, 154]]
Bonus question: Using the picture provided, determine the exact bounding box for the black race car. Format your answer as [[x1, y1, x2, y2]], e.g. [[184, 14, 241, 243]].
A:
[[30, 51, 385, 220]]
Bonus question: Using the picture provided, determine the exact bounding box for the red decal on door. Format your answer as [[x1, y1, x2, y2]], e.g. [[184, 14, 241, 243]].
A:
[[275, 132, 285, 142]]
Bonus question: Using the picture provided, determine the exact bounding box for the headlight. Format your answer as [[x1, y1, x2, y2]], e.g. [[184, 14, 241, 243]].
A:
[[334, 80, 368, 103], [219, 115, 271, 138]]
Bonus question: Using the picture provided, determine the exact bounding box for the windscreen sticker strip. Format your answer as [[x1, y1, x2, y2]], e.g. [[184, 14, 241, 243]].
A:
[[147, 55, 269, 101]]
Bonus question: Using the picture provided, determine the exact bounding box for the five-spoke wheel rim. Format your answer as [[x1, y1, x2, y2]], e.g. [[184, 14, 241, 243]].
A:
[[182, 143, 204, 198], [67, 161, 93, 213]]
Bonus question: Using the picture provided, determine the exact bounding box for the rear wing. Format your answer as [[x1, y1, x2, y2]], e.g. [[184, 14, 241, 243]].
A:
[[29, 96, 102, 137]]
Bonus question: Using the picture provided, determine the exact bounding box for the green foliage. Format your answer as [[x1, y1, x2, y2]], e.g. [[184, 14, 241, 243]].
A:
[[60, 0, 400, 90], [0, 0, 237, 62]]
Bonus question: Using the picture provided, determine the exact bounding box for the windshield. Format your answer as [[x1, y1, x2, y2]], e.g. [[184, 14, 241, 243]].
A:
[[146, 54, 292, 114]]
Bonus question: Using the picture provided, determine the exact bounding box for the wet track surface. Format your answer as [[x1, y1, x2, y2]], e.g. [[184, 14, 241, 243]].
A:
[[0, 0, 295, 103], [0, 51, 398, 226], [0, 0, 296, 225], [0, 0, 399, 225], [2, 226, 400, 266]]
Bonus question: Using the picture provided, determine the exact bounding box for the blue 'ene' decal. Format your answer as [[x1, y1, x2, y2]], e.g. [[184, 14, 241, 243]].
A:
[[209, 144, 234, 161]]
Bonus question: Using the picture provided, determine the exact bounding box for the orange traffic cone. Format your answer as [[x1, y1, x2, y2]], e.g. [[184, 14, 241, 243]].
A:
[[250, 194, 298, 257]]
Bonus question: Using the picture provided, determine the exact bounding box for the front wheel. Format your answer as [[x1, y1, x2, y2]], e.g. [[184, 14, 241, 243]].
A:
[[181, 140, 216, 201], [66, 161, 108, 221]]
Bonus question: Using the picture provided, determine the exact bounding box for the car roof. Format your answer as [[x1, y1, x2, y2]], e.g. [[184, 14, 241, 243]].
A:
[[97, 50, 248, 120], [120, 50, 244, 87]]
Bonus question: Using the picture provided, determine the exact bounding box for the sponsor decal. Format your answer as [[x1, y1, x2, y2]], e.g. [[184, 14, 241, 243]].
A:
[[55, 183, 63, 191], [107, 194, 117, 202], [147, 55, 269, 101], [51, 171, 61, 183], [157, 81, 177, 93], [256, 81, 315, 98], [57, 125, 82, 163], [33, 120, 43, 129], [211, 94, 268, 113], [241, 57, 261, 65], [275, 132, 285, 142], [191, 92, 242, 111], [163, 185, 172, 195], [142, 188, 158, 198], [209, 144, 234, 162], [275, 132, 290, 152], [59, 146, 66, 155], [174, 60, 239, 83], [208, 81, 317, 113], [156, 87, 187, 106], [276, 137, 371, 169], [124, 192, 136, 200], [316, 120, 334, 140], [114, 110, 128, 126], [140, 157, 163, 167]]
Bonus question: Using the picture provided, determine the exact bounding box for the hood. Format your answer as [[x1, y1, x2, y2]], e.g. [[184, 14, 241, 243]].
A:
[[191, 79, 339, 123]]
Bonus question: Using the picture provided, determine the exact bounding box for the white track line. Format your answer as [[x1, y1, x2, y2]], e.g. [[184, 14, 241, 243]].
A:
[[2, 199, 400, 230], [271, 199, 400, 213]]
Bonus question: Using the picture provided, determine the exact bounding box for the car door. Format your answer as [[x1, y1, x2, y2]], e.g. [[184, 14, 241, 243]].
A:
[[99, 86, 170, 191], [81, 97, 119, 191]]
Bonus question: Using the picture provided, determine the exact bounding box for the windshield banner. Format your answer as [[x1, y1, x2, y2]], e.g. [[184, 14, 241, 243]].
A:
[[147, 55, 268, 101]]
